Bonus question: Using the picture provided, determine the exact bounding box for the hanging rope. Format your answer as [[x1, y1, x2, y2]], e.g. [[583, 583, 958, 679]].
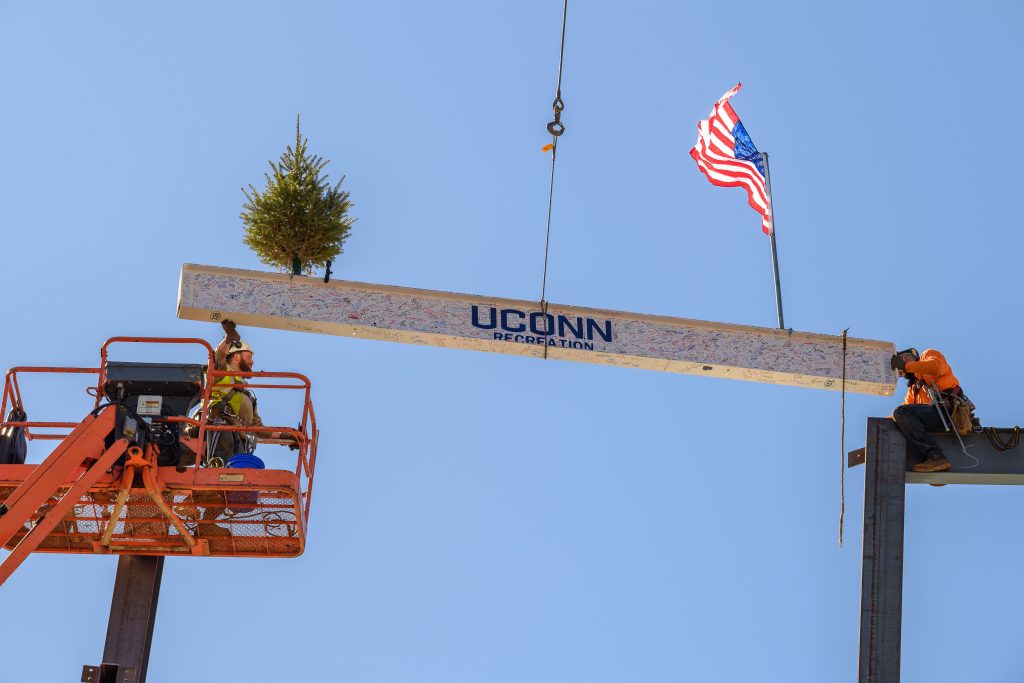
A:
[[985, 426, 1022, 451], [538, 0, 568, 360], [839, 328, 848, 548]]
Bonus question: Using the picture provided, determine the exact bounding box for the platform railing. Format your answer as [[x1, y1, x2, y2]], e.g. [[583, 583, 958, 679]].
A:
[[1, 366, 102, 440], [2, 337, 319, 522]]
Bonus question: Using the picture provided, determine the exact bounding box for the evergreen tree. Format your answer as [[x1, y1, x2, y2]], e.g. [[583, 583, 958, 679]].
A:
[[241, 117, 354, 275]]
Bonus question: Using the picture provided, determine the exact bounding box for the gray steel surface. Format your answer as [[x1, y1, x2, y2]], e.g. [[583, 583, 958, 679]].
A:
[[96, 555, 164, 683], [905, 427, 1024, 484], [855, 419, 1024, 681], [858, 418, 906, 683], [850, 421, 1024, 484]]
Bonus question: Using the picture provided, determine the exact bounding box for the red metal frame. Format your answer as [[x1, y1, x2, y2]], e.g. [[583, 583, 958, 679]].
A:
[[1, 367, 102, 440], [0, 408, 127, 585], [0, 336, 320, 559]]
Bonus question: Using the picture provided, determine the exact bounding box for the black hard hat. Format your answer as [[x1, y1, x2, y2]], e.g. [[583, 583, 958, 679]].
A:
[[891, 348, 920, 371]]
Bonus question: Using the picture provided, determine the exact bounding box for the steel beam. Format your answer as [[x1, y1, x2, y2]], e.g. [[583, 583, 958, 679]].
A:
[[858, 418, 906, 683], [83, 555, 164, 683], [850, 424, 1024, 484], [904, 427, 1024, 485], [176, 263, 897, 395], [854, 419, 1024, 682]]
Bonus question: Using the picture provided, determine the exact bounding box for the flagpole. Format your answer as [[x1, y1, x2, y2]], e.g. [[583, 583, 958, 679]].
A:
[[759, 152, 786, 330]]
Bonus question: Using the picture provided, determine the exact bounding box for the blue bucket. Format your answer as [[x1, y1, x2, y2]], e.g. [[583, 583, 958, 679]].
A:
[[225, 454, 265, 513], [226, 454, 265, 470]]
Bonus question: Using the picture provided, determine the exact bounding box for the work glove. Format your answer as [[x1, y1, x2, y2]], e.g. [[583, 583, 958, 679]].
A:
[[221, 319, 241, 345], [890, 353, 908, 372], [273, 432, 300, 450], [287, 428, 301, 451]]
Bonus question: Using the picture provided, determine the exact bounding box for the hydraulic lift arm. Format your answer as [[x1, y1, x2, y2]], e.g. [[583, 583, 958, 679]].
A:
[[0, 405, 127, 587]]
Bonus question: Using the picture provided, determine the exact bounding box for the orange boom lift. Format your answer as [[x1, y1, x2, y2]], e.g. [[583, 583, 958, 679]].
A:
[[0, 337, 319, 681]]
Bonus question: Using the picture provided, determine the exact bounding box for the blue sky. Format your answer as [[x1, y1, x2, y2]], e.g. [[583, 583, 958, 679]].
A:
[[2, 2, 1024, 681]]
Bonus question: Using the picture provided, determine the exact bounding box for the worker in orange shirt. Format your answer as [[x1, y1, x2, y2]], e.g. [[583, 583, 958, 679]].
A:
[[891, 348, 971, 473]]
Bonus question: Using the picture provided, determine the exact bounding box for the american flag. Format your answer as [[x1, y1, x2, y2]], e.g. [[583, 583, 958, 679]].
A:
[[690, 83, 773, 235]]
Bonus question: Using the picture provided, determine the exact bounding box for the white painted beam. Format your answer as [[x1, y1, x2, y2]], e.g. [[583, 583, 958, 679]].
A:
[[177, 264, 897, 396]]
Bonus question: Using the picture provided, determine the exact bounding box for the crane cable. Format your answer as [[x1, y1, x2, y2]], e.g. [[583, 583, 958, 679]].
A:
[[539, 0, 568, 359]]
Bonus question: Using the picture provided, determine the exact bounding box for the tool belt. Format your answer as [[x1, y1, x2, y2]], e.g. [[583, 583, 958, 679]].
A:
[[941, 385, 975, 436]]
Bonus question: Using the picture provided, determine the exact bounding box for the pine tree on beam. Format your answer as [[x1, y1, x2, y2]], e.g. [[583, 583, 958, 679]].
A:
[[241, 116, 355, 276]]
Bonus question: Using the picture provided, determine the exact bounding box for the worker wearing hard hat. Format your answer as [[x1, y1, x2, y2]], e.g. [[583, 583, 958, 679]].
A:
[[891, 348, 973, 473], [210, 320, 298, 455], [185, 323, 261, 537], [212, 325, 262, 439], [196, 321, 298, 537]]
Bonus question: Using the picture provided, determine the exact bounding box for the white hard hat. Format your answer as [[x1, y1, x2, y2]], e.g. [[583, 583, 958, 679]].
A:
[[227, 339, 254, 357]]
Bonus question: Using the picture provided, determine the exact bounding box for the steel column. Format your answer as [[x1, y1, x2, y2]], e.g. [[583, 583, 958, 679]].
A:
[[83, 555, 164, 683], [858, 418, 906, 682]]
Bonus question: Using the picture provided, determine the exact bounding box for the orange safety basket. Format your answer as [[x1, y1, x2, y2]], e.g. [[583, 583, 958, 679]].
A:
[[0, 337, 319, 576]]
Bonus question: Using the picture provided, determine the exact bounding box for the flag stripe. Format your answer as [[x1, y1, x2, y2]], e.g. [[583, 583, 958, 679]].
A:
[[690, 83, 773, 235], [720, 101, 740, 127], [691, 151, 771, 215], [693, 161, 769, 213], [692, 139, 769, 208]]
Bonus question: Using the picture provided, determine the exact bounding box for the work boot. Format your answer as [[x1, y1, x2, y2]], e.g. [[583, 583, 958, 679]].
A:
[[198, 505, 232, 538], [911, 455, 952, 473], [198, 521, 233, 538]]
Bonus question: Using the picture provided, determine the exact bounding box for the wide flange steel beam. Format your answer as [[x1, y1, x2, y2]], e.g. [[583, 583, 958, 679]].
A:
[[177, 264, 897, 395], [904, 427, 1024, 484], [856, 419, 1024, 682], [83, 555, 164, 683], [849, 424, 1024, 484], [859, 417, 907, 683]]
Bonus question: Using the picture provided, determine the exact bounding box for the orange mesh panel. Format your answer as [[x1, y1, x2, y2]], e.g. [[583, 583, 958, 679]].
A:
[[0, 466, 305, 558]]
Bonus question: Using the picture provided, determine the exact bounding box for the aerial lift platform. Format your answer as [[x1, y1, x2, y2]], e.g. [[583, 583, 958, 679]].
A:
[[0, 337, 319, 578], [0, 337, 319, 680]]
